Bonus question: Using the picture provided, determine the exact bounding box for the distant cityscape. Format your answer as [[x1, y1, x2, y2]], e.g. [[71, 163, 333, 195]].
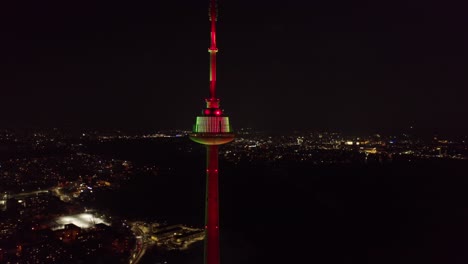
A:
[[0, 128, 467, 263]]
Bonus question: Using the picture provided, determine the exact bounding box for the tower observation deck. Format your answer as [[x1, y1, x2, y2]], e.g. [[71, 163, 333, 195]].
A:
[[189, 0, 234, 263]]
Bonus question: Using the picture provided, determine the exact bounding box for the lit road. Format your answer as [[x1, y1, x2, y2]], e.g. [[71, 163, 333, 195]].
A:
[[11, 189, 51, 199], [129, 222, 150, 264]]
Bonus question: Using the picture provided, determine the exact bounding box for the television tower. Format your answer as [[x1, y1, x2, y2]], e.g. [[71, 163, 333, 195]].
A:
[[189, 0, 234, 263]]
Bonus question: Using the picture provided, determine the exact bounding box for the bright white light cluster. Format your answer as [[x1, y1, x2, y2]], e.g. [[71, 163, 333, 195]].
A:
[[54, 213, 110, 229]]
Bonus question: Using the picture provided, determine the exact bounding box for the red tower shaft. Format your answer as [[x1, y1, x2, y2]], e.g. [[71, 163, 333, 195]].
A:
[[205, 145, 219, 264]]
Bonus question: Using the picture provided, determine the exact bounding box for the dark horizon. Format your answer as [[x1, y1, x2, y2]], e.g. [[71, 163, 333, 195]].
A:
[[1, 0, 466, 135]]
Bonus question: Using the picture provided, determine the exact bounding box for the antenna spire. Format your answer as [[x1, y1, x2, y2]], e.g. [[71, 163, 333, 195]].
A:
[[208, 0, 218, 102]]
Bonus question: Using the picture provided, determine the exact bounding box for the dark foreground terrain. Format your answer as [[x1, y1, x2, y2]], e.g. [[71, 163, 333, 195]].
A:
[[88, 139, 468, 264]]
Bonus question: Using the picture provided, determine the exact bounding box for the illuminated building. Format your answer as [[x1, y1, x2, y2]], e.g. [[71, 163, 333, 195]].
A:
[[52, 213, 110, 230], [189, 1, 234, 263]]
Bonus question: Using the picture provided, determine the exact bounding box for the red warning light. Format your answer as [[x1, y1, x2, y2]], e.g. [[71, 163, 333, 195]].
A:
[[214, 110, 221, 116], [204, 109, 211, 115]]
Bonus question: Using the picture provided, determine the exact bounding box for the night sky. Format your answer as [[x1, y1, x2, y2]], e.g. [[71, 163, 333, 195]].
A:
[[1, 0, 466, 135]]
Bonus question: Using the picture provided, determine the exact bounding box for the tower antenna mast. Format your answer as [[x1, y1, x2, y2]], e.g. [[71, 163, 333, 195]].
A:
[[208, 0, 218, 101]]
